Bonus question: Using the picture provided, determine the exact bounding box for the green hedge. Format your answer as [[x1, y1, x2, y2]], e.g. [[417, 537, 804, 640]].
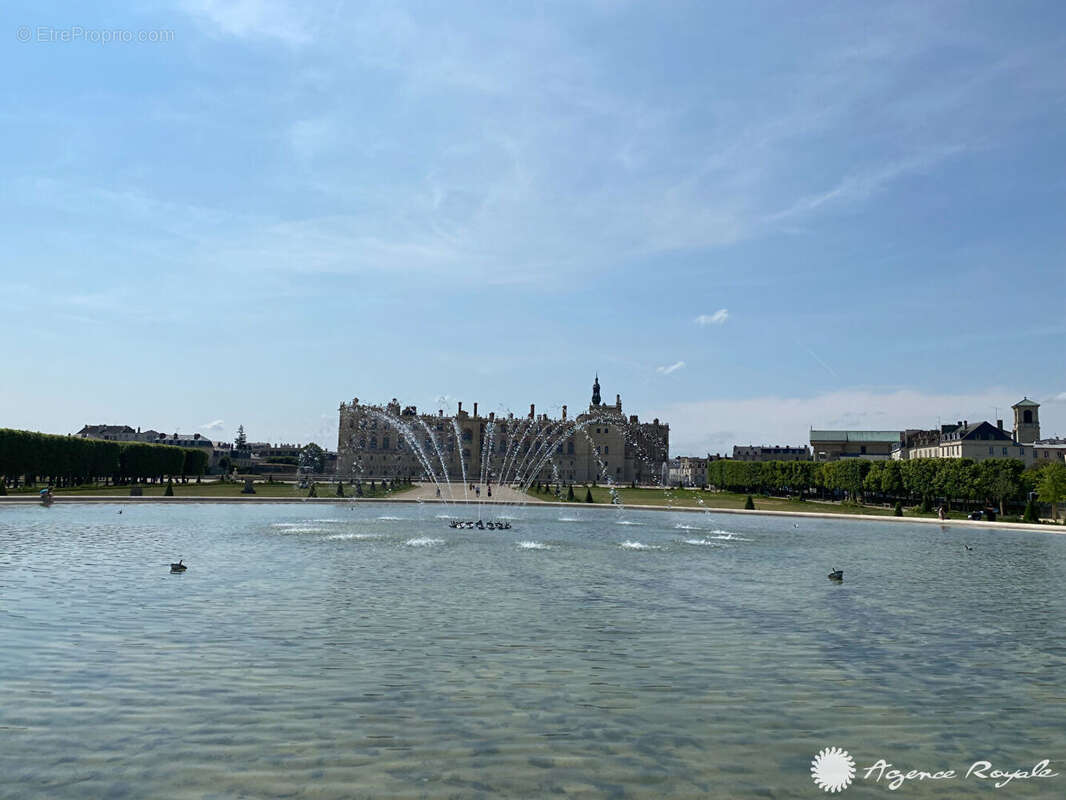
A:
[[0, 428, 207, 486], [707, 456, 1039, 512]]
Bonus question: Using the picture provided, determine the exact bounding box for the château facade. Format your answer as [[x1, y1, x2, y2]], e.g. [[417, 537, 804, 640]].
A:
[[336, 376, 669, 485]]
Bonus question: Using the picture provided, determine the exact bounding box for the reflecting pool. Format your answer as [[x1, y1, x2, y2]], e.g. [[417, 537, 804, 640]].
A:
[[1, 502, 1064, 798]]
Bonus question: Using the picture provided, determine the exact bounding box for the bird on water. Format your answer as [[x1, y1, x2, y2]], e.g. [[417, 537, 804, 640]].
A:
[[827, 569, 843, 581], [170, 559, 187, 573]]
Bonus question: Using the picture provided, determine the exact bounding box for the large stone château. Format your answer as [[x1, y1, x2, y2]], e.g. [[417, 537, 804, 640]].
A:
[[336, 376, 669, 484]]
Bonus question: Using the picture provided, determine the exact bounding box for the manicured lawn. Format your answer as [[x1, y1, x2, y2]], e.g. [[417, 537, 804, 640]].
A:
[[2, 480, 413, 499], [524, 485, 974, 518]]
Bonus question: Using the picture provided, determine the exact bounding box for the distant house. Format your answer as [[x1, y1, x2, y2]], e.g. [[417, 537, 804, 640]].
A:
[[152, 432, 214, 452], [76, 424, 162, 443], [674, 456, 708, 487], [809, 431, 902, 461], [1033, 439, 1066, 465], [732, 445, 811, 462], [894, 419, 1031, 465]]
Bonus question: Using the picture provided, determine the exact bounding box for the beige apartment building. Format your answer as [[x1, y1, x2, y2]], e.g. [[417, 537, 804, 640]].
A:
[[891, 400, 1039, 466]]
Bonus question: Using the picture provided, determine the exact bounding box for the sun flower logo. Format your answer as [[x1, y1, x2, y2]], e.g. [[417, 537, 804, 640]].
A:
[[811, 747, 856, 792]]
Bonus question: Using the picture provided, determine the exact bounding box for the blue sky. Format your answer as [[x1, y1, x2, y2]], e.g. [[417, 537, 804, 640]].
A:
[[2, 1, 1064, 454]]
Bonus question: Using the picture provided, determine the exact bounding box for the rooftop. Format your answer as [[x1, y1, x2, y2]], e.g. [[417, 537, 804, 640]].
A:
[[809, 430, 902, 443]]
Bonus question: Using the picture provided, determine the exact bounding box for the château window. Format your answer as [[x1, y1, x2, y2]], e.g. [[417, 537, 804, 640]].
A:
[[370, 437, 377, 449], [604, 446, 609, 455], [382, 436, 390, 450]]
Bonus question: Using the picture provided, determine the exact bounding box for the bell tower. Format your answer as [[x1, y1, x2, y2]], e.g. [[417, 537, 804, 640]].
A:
[[1012, 397, 1040, 444], [591, 374, 601, 407]]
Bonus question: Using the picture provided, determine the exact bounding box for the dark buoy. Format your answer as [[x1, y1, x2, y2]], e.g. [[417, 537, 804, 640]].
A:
[[170, 559, 187, 573], [828, 569, 843, 581]]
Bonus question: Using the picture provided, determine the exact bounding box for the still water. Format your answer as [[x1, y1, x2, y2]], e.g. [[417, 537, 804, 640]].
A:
[[1, 502, 1064, 798]]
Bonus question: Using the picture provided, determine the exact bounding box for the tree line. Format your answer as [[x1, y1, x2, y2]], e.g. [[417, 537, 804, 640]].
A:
[[706, 457, 1061, 514], [0, 428, 209, 488]]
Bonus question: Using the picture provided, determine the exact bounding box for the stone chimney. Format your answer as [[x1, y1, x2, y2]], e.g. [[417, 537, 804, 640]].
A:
[[997, 419, 1004, 430], [458, 401, 462, 414], [473, 402, 478, 418], [489, 412, 495, 422], [562, 405, 567, 420], [530, 403, 535, 419]]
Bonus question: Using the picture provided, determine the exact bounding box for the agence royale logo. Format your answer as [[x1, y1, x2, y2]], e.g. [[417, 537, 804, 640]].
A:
[[811, 747, 856, 792], [810, 748, 1059, 793]]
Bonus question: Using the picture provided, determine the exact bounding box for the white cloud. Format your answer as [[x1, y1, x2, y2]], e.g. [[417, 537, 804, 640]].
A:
[[656, 361, 686, 375], [1052, 392, 1066, 403], [695, 309, 729, 326], [200, 419, 225, 431]]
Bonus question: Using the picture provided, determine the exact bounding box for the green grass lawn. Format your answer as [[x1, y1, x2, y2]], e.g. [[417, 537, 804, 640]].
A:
[[522, 485, 989, 519], [3, 480, 414, 499]]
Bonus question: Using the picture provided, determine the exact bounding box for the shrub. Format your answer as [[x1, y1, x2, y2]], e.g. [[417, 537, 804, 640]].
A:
[[744, 495, 755, 510], [0, 482, 6, 496], [567, 485, 575, 501], [1023, 498, 1039, 522], [129, 486, 143, 496], [164, 480, 174, 496], [336, 482, 344, 497], [585, 487, 594, 503], [894, 501, 903, 516], [308, 483, 317, 498], [920, 495, 932, 513]]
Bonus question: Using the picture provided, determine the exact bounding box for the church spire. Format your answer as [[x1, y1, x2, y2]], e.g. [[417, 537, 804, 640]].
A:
[[592, 373, 601, 406]]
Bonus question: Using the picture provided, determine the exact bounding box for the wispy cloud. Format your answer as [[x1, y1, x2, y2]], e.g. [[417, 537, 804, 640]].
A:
[[179, 0, 311, 45], [200, 419, 225, 431], [803, 346, 839, 379], [696, 310, 729, 326], [656, 361, 686, 375]]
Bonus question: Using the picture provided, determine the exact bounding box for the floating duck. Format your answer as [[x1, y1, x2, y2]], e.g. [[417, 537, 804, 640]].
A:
[[170, 560, 187, 573], [827, 569, 843, 581]]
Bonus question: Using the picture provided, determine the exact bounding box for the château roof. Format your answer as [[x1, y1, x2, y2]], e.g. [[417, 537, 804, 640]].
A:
[[1012, 397, 1039, 408]]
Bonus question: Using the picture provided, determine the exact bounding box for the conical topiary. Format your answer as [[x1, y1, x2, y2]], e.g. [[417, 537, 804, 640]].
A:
[[164, 479, 174, 496], [567, 485, 575, 501], [336, 482, 344, 497], [744, 495, 755, 510], [585, 487, 594, 503], [894, 500, 903, 516], [308, 483, 317, 498], [1023, 498, 1040, 522]]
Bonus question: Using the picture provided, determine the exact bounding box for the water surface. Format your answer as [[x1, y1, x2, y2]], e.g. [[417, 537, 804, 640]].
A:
[[1, 502, 1064, 798]]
